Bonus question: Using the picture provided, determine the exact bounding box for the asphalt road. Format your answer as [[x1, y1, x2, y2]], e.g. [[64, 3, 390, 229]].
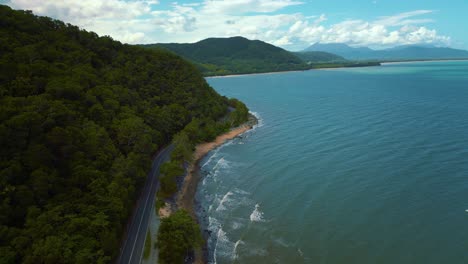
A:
[[117, 145, 174, 264]]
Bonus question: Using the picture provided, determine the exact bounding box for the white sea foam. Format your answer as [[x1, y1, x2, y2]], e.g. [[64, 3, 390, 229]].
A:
[[211, 168, 221, 183], [201, 138, 234, 169], [208, 157, 231, 183], [213, 228, 234, 264], [218, 188, 252, 212], [220, 140, 235, 148], [205, 165, 220, 184], [208, 216, 220, 232], [201, 152, 219, 169], [249, 111, 264, 128], [216, 191, 233, 212], [213, 157, 229, 170], [231, 221, 243, 230], [212, 228, 223, 264], [234, 188, 250, 195], [207, 216, 248, 262], [233, 239, 244, 260], [250, 204, 265, 222]]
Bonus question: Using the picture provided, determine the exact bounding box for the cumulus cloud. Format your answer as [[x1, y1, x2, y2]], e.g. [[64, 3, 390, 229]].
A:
[[272, 36, 292, 46], [9, 0, 156, 23], [202, 0, 303, 14], [8, 0, 157, 43], [6, 0, 452, 49]]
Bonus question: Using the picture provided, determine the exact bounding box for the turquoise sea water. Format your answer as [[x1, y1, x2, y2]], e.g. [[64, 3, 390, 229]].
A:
[[196, 61, 468, 264]]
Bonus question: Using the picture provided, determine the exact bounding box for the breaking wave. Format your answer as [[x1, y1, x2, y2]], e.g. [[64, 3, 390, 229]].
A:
[[249, 111, 264, 128], [216, 191, 233, 212], [250, 204, 265, 222]]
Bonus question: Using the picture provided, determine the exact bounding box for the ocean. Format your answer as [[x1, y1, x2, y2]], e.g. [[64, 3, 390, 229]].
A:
[[196, 61, 468, 264]]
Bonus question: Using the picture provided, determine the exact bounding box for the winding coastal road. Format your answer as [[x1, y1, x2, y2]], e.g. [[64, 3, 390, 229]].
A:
[[117, 145, 174, 264]]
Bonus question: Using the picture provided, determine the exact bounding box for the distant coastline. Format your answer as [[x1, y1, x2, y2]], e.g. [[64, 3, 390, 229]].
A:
[[206, 69, 308, 78], [206, 62, 381, 78], [205, 58, 468, 78], [380, 58, 468, 65]]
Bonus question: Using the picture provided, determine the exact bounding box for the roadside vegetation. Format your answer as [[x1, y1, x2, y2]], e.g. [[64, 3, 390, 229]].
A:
[[155, 98, 249, 262], [0, 5, 234, 263], [157, 98, 248, 202], [143, 231, 152, 260], [157, 210, 203, 264]]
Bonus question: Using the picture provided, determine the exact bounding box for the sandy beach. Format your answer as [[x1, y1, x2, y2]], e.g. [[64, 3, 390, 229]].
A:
[[205, 69, 308, 78], [177, 119, 256, 215], [157, 115, 257, 218], [156, 115, 257, 263]]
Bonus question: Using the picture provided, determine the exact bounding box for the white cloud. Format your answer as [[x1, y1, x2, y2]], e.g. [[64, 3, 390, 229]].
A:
[[6, 0, 452, 49], [314, 14, 327, 24], [9, 0, 156, 23], [202, 0, 303, 14], [272, 36, 292, 46], [121, 31, 146, 43], [8, 0, 158, 42], [375, 10, 434, 26]]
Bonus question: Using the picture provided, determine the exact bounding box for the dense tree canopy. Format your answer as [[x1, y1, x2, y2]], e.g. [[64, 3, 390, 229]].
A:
[[157, 98, 249, 201], [157, 210, 202, 264], [293, 51, 347, 63], [0, 5, 232, 263], [142, 37, 381, 76], [142, 37, 310, 76]]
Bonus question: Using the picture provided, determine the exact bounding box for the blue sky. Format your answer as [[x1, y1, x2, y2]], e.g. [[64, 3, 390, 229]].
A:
[[3, 0, 467, 50]]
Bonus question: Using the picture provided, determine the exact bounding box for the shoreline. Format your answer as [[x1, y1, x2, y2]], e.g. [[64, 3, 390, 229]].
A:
[[206, 58, 468, 78], [205, 62, 380, 78], [380, 58, 468, 65], [176, 115, 258, 216], [180, 115, 258, 264], [205, 65, 380, 78], [157, 115, 258, 217], [206, 69, 308, 79], [158, 114, 258, 263]]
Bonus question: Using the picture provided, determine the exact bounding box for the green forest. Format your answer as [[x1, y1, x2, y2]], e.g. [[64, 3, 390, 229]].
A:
[[158, 98, 248, 200], [142, 37, 311, 76], [154, 98, 248, 263], [0, 5, 236, 263], [157, 210, 202, 264], [292, 51, 347, 63], [142, 37, 381, 76]]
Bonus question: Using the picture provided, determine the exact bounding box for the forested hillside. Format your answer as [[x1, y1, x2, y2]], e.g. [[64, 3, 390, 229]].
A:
[[293, 51, 347, 63], [0, 5, 230, 263], [143, 37, 310, 76]]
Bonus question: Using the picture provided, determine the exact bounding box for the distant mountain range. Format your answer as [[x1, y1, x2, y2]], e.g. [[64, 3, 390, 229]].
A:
[[141, 37, 379, 76], [304, 43, 468, 61], [142, 37, 309, 76]]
